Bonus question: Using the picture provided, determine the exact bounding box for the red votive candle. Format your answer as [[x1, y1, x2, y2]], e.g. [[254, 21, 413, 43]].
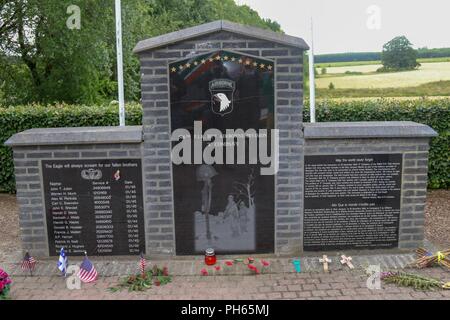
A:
[[205, 248, 217, 266]]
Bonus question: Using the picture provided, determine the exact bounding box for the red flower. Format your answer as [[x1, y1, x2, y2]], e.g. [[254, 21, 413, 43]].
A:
[[225, 261, 233, 266], [163, 266, 169, 276], [200, 268, 208, 276], [154, 280, 161, 286], [261, 260, 270, 267], [248, 264, 260, 274], [215, 266, 221, 271]]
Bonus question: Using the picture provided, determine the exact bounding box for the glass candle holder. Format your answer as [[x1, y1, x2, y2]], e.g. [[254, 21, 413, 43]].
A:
[[205, 248, 217, 266]]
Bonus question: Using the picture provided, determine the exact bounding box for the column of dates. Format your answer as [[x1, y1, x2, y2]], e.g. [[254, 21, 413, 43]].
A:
[[92, 181, 114, 254], [124, 180, 140, 253]]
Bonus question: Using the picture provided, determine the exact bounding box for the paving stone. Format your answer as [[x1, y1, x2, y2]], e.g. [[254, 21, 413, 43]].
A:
[[5, 252, 450, 300]]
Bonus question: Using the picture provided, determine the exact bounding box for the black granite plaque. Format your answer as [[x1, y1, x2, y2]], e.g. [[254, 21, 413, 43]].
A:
[[303, 154, 402, 251], [170, 50, 275, 255], [42, 159, 145, 256]]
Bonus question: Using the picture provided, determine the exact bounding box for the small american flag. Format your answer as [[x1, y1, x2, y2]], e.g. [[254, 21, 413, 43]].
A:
[[21, 252, 36, 273], [140, 253, 146, 276], [77, 254, 98, 283]]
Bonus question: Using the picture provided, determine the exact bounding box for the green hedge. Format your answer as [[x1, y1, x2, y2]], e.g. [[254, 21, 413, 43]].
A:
[[0, 99, 448, 192], [304, 99, 449, 189], [0, 103, 142, 193]]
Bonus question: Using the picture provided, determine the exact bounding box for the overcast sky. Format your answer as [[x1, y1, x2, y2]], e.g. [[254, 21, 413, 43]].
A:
[[238, 0, 450, 54]]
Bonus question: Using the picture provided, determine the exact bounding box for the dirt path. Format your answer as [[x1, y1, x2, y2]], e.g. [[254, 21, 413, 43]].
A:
[[0, 194, 20, 261], [425, 190, 450, 248]]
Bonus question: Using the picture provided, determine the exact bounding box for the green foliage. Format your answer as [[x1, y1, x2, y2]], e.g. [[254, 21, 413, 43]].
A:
[[417, 47, 450, 59], [380, 36, 420, 71], [315, 51, 381, 64], [0, 99, 448, 192], [0, 0, 280, 106], [328, 82, 335, 90], [0, 0, 115, 105], [0, 103, 142, 192], [381, 271, 443, 291], [109, 265, 171, 292], [304, 99, 450, 189], [315, 48, 450, 64], [0, 285, 11, 300]]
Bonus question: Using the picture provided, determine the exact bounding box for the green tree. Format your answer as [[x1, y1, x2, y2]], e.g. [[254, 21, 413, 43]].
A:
[[380, 36, 420, 71], [0, 0, 115, 105], [0, 0, 281, 106]]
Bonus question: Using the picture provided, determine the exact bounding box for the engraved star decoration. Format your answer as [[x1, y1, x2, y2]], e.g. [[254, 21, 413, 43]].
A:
[[170, 52, 274, 73]]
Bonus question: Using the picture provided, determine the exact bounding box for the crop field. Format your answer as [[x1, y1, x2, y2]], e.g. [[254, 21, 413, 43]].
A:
[[316, 57, 450, 69], [323, 64, 382, 74], [316, 62, 450, 89]]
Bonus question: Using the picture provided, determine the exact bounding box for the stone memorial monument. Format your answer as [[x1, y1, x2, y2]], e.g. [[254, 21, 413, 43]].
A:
[[5, 20, 437, 257]]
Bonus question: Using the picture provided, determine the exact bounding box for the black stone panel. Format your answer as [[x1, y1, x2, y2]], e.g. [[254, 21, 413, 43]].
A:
[[42, 159, 145, 256], [303, 154, 402, 251], [170, 50, 275, 255]]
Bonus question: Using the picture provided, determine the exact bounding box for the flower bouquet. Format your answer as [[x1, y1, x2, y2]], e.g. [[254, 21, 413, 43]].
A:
[[109, 265, 171, 292], [0, 268, 12, 300]]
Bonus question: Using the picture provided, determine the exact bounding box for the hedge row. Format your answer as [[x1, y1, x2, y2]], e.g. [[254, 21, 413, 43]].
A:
[[0, 103, 142, 193], [304, 99, 449, 189], [0, 99, 448, 192]]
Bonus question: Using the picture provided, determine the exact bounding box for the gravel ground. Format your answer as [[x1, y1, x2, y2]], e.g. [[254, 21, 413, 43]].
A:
[[0, 190, 449, 259], [425, 190, 450, 249], [0, 194, 20, 261]]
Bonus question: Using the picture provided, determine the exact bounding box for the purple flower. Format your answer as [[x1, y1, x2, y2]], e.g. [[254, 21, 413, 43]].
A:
[[380, 271, 397, 280]]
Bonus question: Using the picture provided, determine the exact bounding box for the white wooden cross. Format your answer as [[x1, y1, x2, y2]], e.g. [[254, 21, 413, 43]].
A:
[[319, 255, 331, 272], [340, 255, 354, 269]]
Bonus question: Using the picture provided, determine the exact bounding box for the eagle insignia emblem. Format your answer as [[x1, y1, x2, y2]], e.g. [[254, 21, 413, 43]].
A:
[[209, 79, 235, 116]]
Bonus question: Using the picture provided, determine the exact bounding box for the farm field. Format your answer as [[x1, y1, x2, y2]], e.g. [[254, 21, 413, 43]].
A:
[[316, 96, 450, 102], [316, 80, 450, 99], [316, 57, 450, 68], [316, 62, 450, 89], [323, 63, 382, 74]]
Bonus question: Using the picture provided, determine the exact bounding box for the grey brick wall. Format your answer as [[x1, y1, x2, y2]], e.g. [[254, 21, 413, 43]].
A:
[[12, 143, 143, 257], [304, 137, 431, 250], [138, 30, 305, 255]]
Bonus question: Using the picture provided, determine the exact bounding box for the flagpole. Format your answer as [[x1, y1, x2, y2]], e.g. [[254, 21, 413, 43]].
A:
[[115, 0, 126, 126], [308, 17, 316, 123]]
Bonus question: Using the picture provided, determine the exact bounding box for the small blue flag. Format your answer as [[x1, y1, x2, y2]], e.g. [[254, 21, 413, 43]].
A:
[[57, 247, 68, 276]]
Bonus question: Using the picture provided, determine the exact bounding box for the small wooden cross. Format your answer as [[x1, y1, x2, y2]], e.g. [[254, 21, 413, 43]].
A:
[[319, 255, 331, 272], [340, 255, 354, 269]]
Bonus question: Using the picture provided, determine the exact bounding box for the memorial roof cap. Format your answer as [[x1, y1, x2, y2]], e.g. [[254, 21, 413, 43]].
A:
[[5, 126, 143, 147], [303, 121, 438, 139], [133, 20, 309, 53]]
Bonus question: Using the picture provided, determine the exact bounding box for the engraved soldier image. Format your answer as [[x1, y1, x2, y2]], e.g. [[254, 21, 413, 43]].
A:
[[209, 79, 235, 116], [170, 50, 275, 254]]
